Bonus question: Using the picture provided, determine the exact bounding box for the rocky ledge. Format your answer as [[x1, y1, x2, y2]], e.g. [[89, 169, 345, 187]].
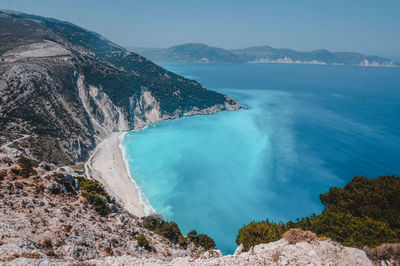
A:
[[2, 154, 398, 265]]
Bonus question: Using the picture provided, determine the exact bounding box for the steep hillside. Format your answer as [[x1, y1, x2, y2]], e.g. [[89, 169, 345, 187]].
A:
[[0, 155, 376, 265], [0, 155, 213, 264], [0, 10, 242, 165]]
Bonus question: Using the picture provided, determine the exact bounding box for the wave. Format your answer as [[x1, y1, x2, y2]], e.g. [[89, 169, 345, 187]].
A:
[[119, 132, 156, 216]]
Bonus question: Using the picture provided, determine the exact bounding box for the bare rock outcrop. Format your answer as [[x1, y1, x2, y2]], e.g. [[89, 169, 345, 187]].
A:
[[0, 156, 205, 265]]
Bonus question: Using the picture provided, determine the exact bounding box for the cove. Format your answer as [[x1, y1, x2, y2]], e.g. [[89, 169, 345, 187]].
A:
[[123, 63, 400, 254]]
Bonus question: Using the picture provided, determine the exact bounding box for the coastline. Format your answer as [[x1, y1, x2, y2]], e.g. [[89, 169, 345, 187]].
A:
[[85, 132, 153, 217], [84, 101, 245, 218], [118, 132, 156, 216]]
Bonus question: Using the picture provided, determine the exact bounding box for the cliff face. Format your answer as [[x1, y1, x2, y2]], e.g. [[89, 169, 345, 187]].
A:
[[0, 156, 206, 264], [0, 10, 242, 165], [0, 158, 374, 266], [2, 154, 398, 266]]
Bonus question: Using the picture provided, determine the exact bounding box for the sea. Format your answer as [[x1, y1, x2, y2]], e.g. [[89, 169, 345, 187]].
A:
[[122, 62, 400, 254]]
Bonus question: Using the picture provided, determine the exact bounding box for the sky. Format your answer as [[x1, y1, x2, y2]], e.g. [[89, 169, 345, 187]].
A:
[[1, 0, 399, 58]]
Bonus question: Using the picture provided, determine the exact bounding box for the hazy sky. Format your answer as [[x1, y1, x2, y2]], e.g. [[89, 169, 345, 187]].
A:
[[1, 0, 399, 57]]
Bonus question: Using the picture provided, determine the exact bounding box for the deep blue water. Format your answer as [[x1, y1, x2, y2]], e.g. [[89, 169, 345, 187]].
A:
[[123, 63, 400, 254]]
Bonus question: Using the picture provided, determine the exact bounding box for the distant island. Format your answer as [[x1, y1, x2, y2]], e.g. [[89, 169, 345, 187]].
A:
[[130, 43, 399, 67]]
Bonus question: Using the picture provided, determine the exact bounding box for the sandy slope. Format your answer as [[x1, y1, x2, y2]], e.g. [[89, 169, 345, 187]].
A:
[[85, 133, 147, 217]]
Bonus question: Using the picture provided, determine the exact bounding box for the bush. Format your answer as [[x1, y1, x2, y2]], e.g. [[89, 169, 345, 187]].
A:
[[236, 220, 288, 251], [186, 230, 216, 250], [0, 169, 7, 180], [236, 176, 400, 251], [178, 235, 187, 246], [82, 191, 111, 216], [43, 239, 52, 249], [187, 230, 197, 240], [76, 176, 111, 216], [142, 215, 183, 243], [135, 234, 149, 248], [17, 156, 38, 178], [305, 211, 399, 248], [52, 173, 75, 194], [196, 234, 216, 250], [320, 176, 400, 230], [77, 177, 110, 200], [142, 216, 216, 249]]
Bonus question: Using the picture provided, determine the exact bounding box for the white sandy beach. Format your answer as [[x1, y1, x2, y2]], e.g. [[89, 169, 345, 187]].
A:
[[85, 133, 147, 217]]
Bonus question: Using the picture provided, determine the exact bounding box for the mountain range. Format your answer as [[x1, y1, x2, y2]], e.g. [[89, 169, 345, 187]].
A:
[[130, 43, 399, 67]]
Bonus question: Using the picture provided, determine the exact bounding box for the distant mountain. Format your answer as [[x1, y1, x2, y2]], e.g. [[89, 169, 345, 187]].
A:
[[130, 44, 399, 67], [131, 43, 243, 63]]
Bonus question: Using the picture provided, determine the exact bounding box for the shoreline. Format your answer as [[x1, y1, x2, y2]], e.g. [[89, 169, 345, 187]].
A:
[[85, 132, 152, 217], [118, 132, 156, 216], [85, 103, 245, 218]]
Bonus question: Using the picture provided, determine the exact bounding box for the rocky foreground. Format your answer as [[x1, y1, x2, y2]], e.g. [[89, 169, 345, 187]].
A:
[[1, 155, 398, 266]]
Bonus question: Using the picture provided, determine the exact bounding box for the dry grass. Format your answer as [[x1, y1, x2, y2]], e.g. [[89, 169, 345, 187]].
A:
[[68, 263, 96, 266], [6, 251, 41, 261], [282, 229, 317, 244], [364, 243, 400, 265]]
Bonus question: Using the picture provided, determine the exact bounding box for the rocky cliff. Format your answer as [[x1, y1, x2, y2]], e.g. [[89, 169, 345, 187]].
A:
[[1, 155, 396, 265], [0, 10, 242, 166], [0, 154, 380, 265]]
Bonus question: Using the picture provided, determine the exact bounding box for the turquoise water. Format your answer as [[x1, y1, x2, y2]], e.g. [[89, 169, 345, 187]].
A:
[[123, 63, 400, 254]]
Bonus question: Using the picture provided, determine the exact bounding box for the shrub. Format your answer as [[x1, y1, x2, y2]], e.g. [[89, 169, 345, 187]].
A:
[[82, 191, 111, 216], [195, 234, 216, 250], [0, 169, 7, 180], [142, 215, 183, 243], [52, 173, 75, 194], [178, 235, 187, 246], [187, 230, 197, 240], [64, 224, 72, 232], [43, 239, 53, 249], [17, 156, 38, 178], [236, 176, 400, 251], [76, 176, 111, 216], [320, 175, 400, 230], [78, 178, 110, 200], [135, 234, 149, 248], [0, 156, 13, 166], [305, 211, 399, 248], [236, 220, 288, 251], [186, 230, 216, 250], [142, 216, 216, 249]]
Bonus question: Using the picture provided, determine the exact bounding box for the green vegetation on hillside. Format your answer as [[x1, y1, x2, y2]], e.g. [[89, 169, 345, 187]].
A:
[[142, 215, 182, 243], [320, 176, 400, 230], [42, 17, 229, 114], [16, 156, 38, 178], [236, 176, 400, 251], [142, 215, 215, 250], [187, 230, 216, 250], [135, 234, 149, 249], [75, 176, 112, 216]]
